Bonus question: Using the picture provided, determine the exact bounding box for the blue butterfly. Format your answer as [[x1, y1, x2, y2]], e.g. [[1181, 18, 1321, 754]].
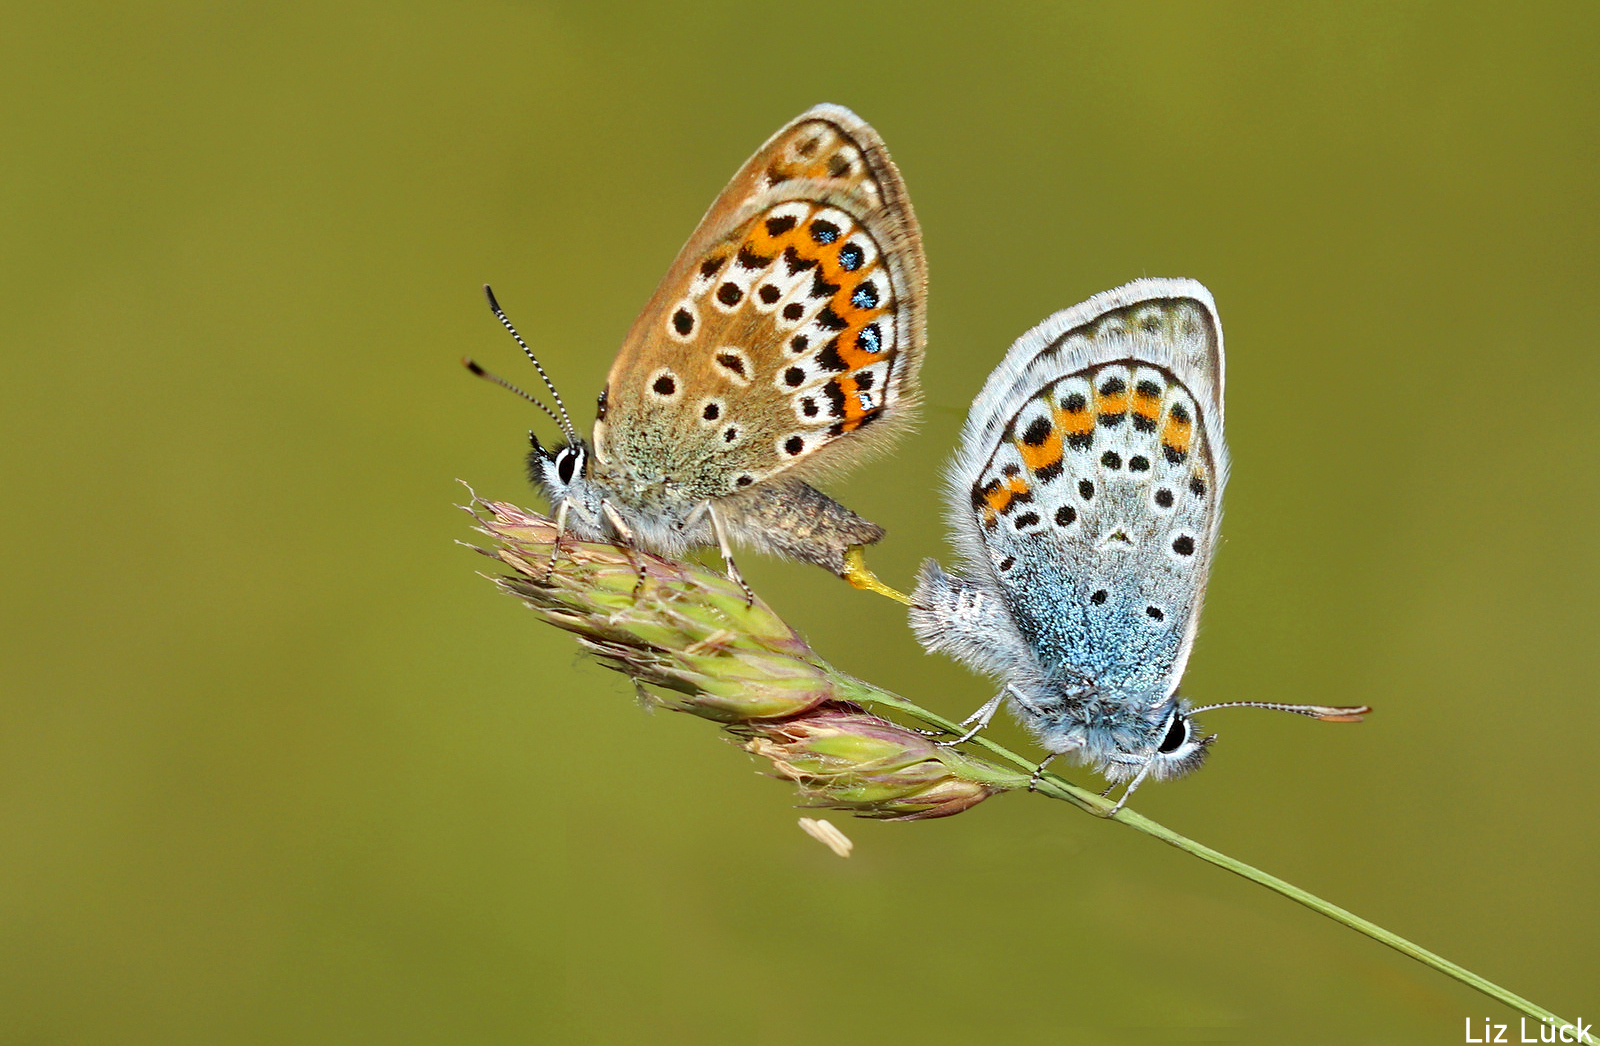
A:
[[911, 279, 1368, 810]]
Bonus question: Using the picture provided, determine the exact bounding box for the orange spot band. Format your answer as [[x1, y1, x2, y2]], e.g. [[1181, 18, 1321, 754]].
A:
[[1017, 430, 1063, 474], [1161, 416, 1193, 454], [1057, 405, 1094, 436]]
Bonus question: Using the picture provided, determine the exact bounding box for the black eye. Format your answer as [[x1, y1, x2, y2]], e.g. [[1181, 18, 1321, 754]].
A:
[[555, 448, 580, 485], [1158, 714, 1188, 754]]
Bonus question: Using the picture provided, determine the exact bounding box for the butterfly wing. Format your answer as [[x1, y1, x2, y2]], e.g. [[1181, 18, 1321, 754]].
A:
[[946, 280, 1227, 700], [594, 104, 927, 502]]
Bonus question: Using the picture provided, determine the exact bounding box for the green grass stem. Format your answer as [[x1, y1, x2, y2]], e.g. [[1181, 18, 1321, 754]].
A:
[[468, 495, 1590, 1042]]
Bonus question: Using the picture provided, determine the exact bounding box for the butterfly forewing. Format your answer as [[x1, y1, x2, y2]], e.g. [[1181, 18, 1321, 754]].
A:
[[596, 106, 926, 501], [956, 286, 1226, 698]]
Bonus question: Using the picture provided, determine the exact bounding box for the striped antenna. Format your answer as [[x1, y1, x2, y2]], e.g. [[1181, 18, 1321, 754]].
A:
[[1187, 700, 1372, 723], [462, 358, 564, 431], [483, 284, 579, 445]]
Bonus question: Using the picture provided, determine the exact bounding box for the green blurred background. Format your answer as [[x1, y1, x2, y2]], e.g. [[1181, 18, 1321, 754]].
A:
[[3, 3, 1596, 1043]]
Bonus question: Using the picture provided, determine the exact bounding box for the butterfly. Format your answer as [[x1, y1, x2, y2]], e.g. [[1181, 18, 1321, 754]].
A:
[[909, 279, 1369, 810], [468, 104, 926, 599]]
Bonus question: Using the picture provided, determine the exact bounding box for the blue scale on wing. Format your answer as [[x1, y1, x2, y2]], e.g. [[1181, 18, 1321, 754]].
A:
[[982, 365, 1216, 700]]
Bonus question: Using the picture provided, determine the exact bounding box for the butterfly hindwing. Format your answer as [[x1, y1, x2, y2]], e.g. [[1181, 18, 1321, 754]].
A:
[[950, 281, 1226, 698], [595, 105, 927, 502]]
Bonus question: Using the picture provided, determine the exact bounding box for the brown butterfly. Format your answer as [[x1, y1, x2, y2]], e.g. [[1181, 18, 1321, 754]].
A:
[[471, 104, 926, 598]]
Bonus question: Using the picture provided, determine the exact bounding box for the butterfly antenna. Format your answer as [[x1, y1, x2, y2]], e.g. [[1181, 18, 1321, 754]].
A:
[[462, 357, 564, 430], [483, 284, 579, 445], [1186, 700, 1372, 722]]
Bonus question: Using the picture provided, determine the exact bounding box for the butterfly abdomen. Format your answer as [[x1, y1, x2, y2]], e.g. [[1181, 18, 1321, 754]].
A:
[[723, 479, 883, 575]]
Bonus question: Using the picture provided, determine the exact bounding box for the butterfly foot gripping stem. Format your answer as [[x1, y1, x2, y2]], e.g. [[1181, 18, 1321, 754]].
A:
[[699, 502, 754, 606], [542, 501, 575, 584], [841, 547, 910, 605], [930, 691, 1005, 747], [1026, 754, 1059, 794]]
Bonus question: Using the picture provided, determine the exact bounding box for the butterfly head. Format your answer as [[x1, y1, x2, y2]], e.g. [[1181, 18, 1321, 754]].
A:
[[472, 284, 602, 511], [1097, 696, 1372, 799], [527, 431, 599, 512], [1096, 698, 1213, 785]]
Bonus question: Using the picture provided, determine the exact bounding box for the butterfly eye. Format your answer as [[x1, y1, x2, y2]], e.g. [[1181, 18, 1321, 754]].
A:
[[1157, 713, 1189, 754], [555, 446, 582, 486]]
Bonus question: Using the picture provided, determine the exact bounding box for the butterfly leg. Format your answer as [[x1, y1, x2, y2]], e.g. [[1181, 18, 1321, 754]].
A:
[[599, 500, 649, 598], [544, 498, 574, 582], [1104, 759, 1156, 817], [545, 497, 609, 581], [841, 547, 910, 605], [936, 691, 1006, 747], [704, 502, 755, 605], [1005, 684, 1051, 718], [1026, 753, 1060, 793]]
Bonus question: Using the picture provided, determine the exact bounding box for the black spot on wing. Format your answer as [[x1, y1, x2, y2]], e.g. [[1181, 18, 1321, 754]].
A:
[[810, 271, 841, 300], [737, 245, 774, 270], [822, 378, 846, 415], [815, 305, 848, 331], [783, 246, 816, 276], [815, 339, 847, 372]]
